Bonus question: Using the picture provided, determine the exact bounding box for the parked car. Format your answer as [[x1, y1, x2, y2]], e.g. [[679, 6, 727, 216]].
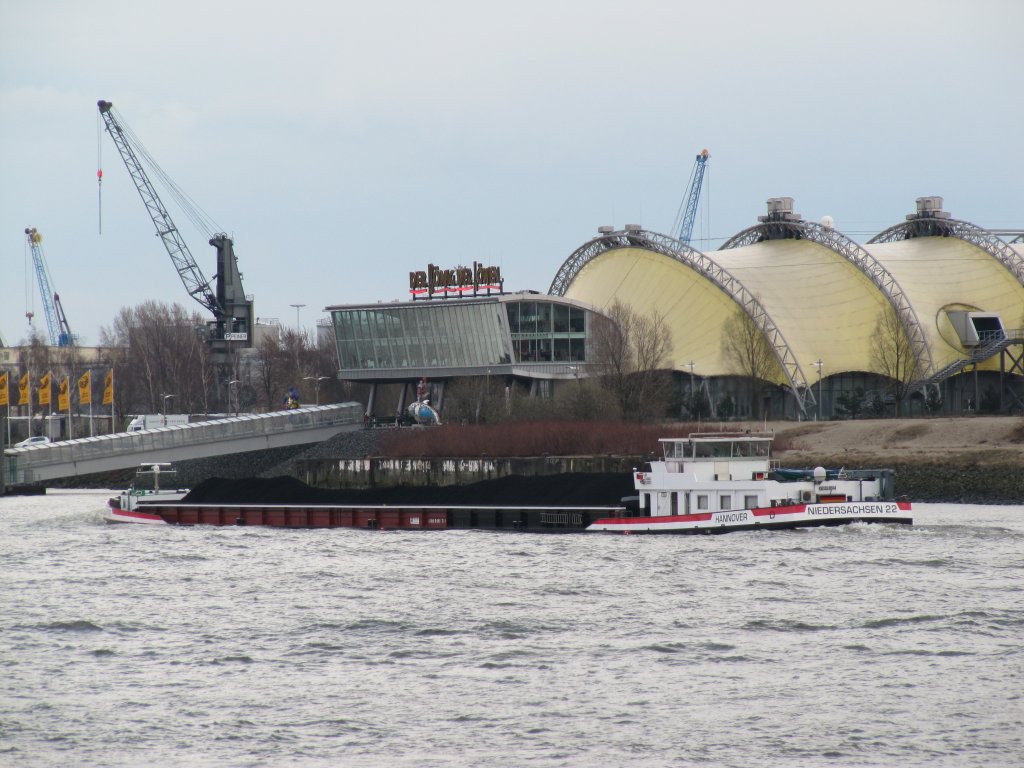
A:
[[13, 435, 51, 448]]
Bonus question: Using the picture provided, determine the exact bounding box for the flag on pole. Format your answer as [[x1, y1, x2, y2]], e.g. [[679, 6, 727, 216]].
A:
[[18, 372, 30, 406], [58, 377, 70, 412], [0, 371, 8, 407], [39, 371, 52, 407], [102, 369, 114, 406], [78, 370, 92, 406]]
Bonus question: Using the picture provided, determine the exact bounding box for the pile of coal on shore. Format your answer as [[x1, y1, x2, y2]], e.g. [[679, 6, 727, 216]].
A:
[[183, 473, 636, 507]]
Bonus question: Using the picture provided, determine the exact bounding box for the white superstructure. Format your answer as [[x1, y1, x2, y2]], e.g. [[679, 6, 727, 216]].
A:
[[586, 432, 911, 534]]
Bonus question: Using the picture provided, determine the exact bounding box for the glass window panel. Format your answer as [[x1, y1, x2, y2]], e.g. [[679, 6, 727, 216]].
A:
[[446, 306, 464, 365], [477, 305, 493, 364], [376, 311, 391, 367], [453, 305, 470, 365], [432, 306, 447, 366], [332, 312, 347, 367], [553, 304, 570, 333], [537, 303, 551, 333], [404, 310, 416, 366], [435, 306, 450, 365], [506, 302, 520, 334], [455, 305, 471, 363], [491, 305, 508, 363], [570, 307, 585, 333], [553, 338, 570, 361], [523, 302, 537, 334], [385, 311, 397, 367], [389, 311, 408, 367], [366, 311, 382, 367], [423, 309, 438, 366], [440, 305, 457, 365], [571, 338, 585, 362], [465, 306, 485, 364]]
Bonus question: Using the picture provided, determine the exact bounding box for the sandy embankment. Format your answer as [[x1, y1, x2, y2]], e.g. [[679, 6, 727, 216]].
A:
[[764, 416, 1024, 466]]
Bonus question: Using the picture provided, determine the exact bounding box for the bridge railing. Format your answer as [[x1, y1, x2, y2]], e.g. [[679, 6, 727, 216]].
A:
[[4, 402, 364, 473]]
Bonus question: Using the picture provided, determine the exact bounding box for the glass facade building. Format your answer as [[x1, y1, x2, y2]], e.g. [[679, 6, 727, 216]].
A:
[[327, 294, 601, 380]]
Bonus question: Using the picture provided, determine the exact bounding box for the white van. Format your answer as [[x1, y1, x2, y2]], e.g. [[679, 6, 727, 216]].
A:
[[126, 414, 190, 432]]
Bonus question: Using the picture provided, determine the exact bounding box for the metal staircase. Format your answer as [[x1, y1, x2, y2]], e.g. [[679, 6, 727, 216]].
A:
[[916, 330, 1024, 389]]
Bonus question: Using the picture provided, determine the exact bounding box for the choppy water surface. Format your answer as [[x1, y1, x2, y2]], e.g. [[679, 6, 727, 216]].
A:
[[1, 493, 1022, 767]]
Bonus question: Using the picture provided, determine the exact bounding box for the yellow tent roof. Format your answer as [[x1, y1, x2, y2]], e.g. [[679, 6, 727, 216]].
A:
[[562, 231, 1024, 381]]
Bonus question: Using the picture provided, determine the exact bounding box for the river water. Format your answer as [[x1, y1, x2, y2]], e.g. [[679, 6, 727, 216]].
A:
[[1, 492, 1022, 768]]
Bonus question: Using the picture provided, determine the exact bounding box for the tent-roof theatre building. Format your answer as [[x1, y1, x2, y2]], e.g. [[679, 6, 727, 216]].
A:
[[326, 196, 1024, 420], [552, 197, 1024, 417]]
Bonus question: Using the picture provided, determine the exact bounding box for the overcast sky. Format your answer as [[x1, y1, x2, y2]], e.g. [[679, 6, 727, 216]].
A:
[[2, 0, 1021, 346]]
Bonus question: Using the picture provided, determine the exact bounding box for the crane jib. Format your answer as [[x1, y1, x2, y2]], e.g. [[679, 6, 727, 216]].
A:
[[97, 99, 253, 361]]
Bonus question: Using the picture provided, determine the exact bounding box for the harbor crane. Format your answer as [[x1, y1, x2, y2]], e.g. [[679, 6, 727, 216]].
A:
[[671, 148, 710, 246], [97, 99, 253, 365], [24, 227, 73, 346]]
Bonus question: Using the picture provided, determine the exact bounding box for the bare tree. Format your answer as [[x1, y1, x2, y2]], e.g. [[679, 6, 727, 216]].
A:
[[249, 326, 342, 410], [255, 330, 290, 409], [590, 301, 673, 420], [99, 301, 212, 420], [870, 304, 920, 417], [721, 306, 782, 419]]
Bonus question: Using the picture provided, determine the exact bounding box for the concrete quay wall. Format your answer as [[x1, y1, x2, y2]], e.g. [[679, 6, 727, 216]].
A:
[[295, 455, 644, 490]]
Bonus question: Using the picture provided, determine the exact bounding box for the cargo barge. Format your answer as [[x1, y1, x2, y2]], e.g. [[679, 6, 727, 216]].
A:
[[121, 431, 911, 534]]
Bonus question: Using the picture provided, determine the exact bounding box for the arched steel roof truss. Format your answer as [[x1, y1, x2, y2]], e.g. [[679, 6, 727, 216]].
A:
[[869, 216, 1024, 289], [722, 220, 935, 378], [548, 229, 815, 414]]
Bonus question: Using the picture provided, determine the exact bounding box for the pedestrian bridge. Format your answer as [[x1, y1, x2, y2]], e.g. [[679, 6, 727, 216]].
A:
[[3, 402, 364, 485]]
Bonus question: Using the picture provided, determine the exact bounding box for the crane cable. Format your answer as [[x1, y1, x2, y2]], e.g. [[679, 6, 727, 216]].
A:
[[103, 104, 224, 240], [97, 109, 103, 234]]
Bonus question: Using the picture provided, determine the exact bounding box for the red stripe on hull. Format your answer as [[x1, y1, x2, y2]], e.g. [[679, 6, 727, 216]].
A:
[[751, 504, 806, 517], [591, 512, 714, 526], [105, 508, 166, 524]]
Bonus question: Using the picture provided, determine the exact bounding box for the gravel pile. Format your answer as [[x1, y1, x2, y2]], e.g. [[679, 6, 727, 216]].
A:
[[253, 428, 384, 478]]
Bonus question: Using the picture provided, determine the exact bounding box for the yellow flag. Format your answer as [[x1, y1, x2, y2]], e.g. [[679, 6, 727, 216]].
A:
[[0, 371, 8, 407], [102, 369, 114, 406], [18, 372, 30, 406], [38, 371, 52, 407], [78, 370, 92, 406], [58, 377, 70, 412]]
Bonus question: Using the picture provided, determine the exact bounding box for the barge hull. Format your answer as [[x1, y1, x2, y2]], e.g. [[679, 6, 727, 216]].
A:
[[138, 503, 624, 532]]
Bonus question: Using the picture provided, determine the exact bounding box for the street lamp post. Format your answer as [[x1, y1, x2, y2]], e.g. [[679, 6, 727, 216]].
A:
[[814, 359, 824, 421], [290, 303, 306, 334], [303, 375, 329, 406], [224, 379, 240, 416], [161, 394, 174, 427]]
